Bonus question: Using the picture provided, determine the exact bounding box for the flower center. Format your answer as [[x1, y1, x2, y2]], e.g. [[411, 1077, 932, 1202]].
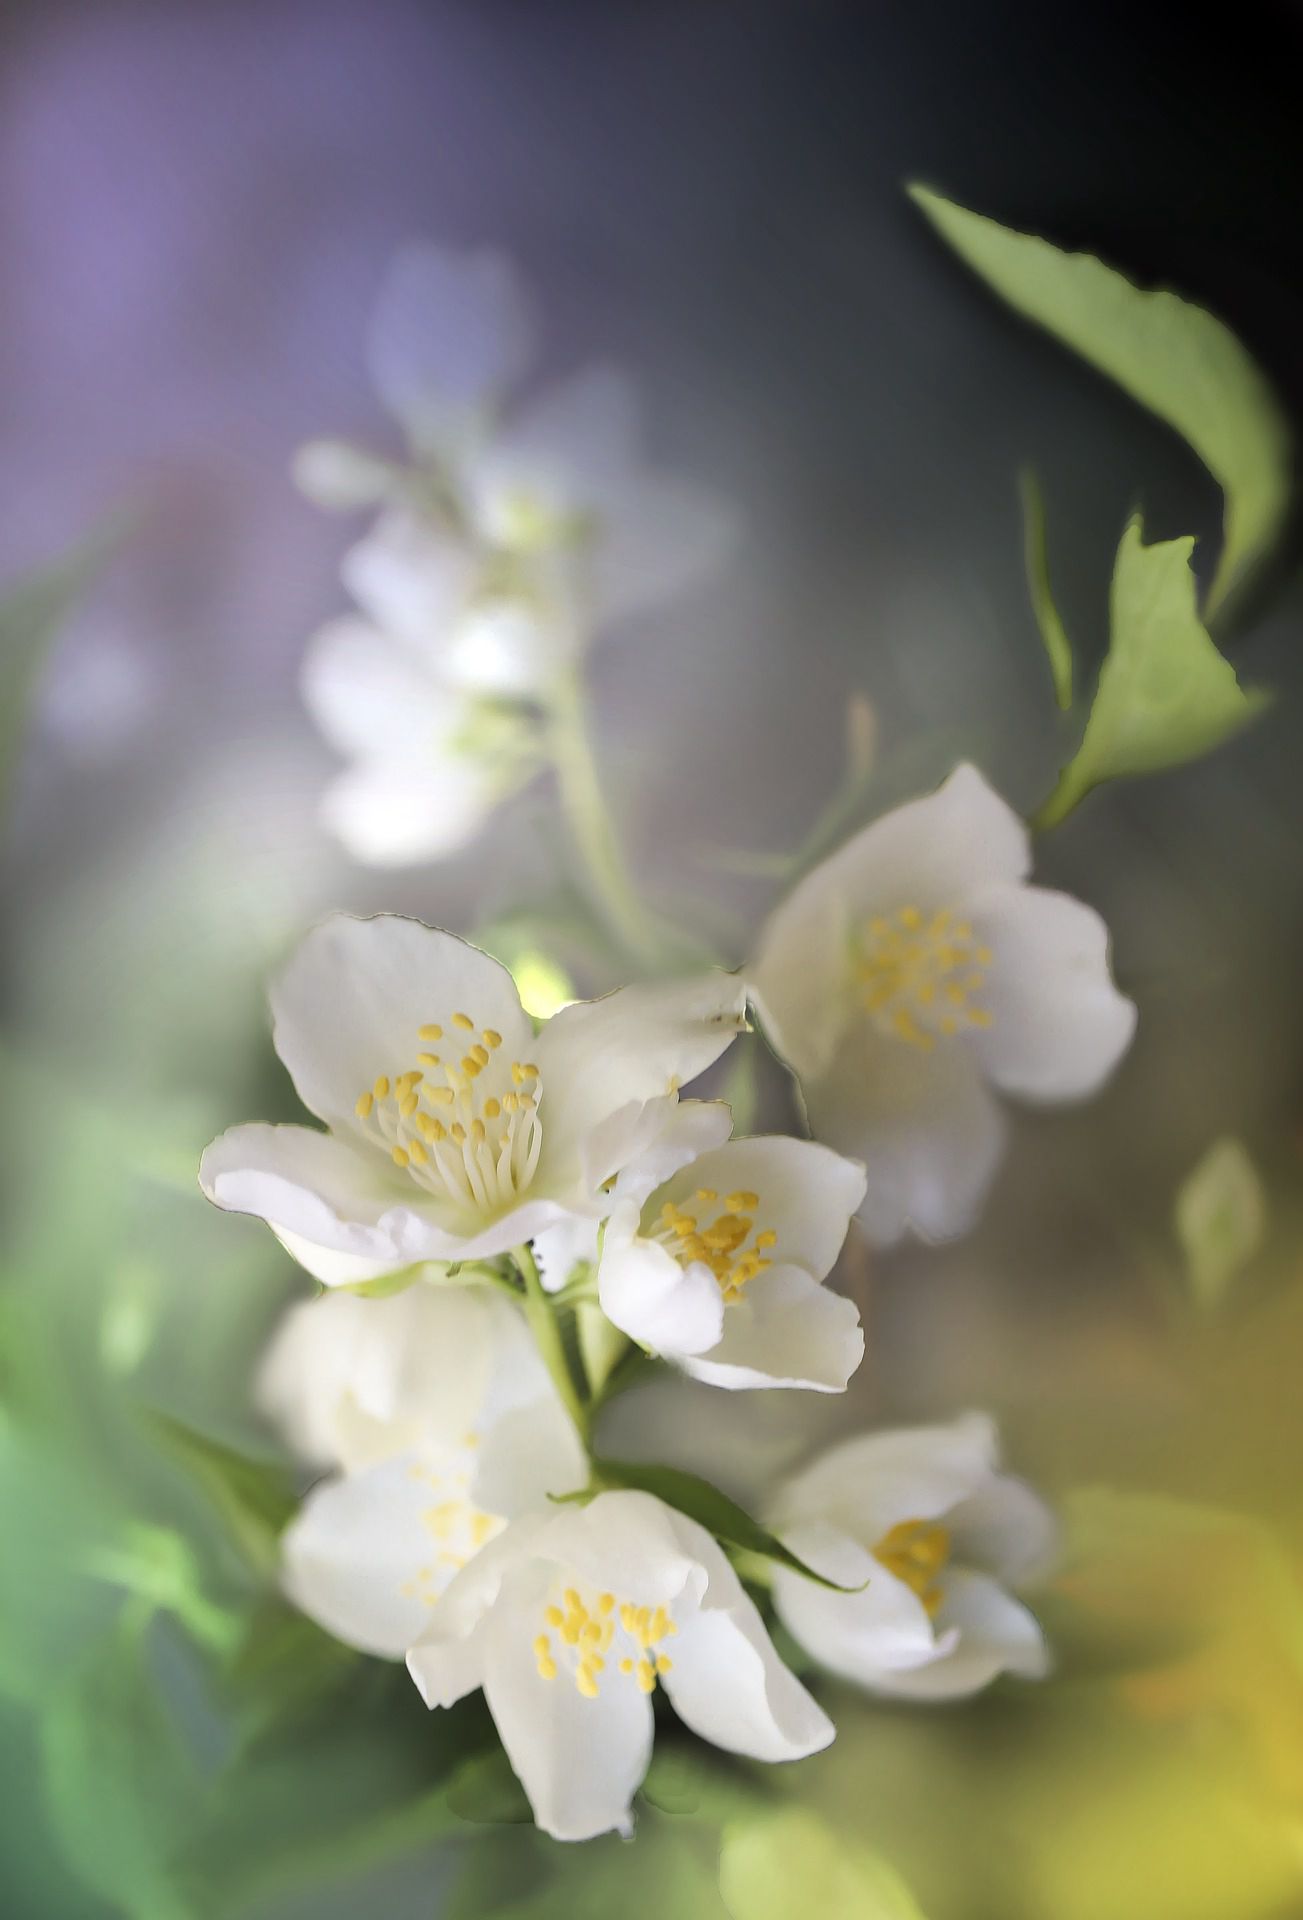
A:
[[354, 1012, 543, 1218], [872, 1518, 951, 1617], [651, 1187, 778, 1305], [533, 1583, 677, 1699], [857, 904, 993, 1050], [398, 1443, 504, 1610]]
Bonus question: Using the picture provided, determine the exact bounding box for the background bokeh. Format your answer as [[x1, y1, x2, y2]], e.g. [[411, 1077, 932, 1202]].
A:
[[3, 3, 1303, 1916]]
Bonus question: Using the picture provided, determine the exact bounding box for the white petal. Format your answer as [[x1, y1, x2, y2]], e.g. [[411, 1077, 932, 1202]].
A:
[[597, 1204, 725, 1358], [479, 1603, 653, 1841], [367, 242, 535, 449], [866, 1568, 1049, 1699], [587, 1096, 734, 1206], [946, 1474, 1059, 1587], [471, 364, 640, 539], [771, 1539, 947, 1687], [803, 1025, 1007, 1246], [681, 1267, 863, 1393], [536, 1490, 701, 1603], [966, 884, 1137, 1101], [532, 1216, 602, 1294], [341, 509, 478, 656], [292, 438, 396, 510], [269, 914, 532, 1136], [407, 1519, 544, 1708], [281, 1452, 465, 1658], [199, 1123, 442, 1278], [319, 758, 501, 868], [440, 594, 577, 699], [301, 614, 463, 761], [655, 1507, 834, 1763], [771, 1415, 999, 1544], [655, 1135, 866, 1282], [533, 973, 748, 1185], [750, 764, 1030, 1082]]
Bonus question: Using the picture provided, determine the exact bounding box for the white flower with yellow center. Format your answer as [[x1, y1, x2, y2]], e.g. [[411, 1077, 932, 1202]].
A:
[[407, 1489, 834, 1841], [768, 1414, 1056, 1700], [749, 763, 1137, 1244], [199, 914, 748, 1286], [595, 1137, 867, 1392], [257, 1284, 586, 1658]]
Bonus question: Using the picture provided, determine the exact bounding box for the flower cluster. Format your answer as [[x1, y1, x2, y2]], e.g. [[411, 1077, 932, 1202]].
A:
[[198, 241, 1139, 1844], [296, 244, 735, 866]]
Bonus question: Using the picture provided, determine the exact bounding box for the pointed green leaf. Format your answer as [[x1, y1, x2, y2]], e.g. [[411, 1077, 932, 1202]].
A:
[[1036, 517, 1270, 828], [911, 185, 1292, 617], [592, 1456, 866, 1592], [1019, 468, 1074, 709], [1174, 1136, 1267, 1312], [144, 1411, 297, 1580]]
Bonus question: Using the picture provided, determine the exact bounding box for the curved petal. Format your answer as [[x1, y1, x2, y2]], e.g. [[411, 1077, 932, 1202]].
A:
[[771, 1544, 948, 1687], [595, 1096, 735, 1206], [967, 883, 1137, 1101], [680, 1267, 863, 1393], [750, 765, 1030, 1083], [319, 759, 501, 869], [597, 1205, 726, 1358], [341, 509, 478, 656], [367, 242, 535, 449], [656, 1508, 834, 1763], [531, 1215, 601, 1294], [771, 1414, 999, 1543], [867, 1568, 1050, 1699], [407, 1520, 545, 1709], [803, 1024, 1007, 1246], [533, 972, 748, 1185], [480, 1604, 654, 1841], [441, 594, 576, 699], [269, 914, 533, 1136], [472, 365, 641, 540], [656, 1135, 866, 1282], [281, 1451, 481, 1658], [301, 614, 460, 761], [946, 1473, 1060, 1587], [470, 1397, 589, 1517]]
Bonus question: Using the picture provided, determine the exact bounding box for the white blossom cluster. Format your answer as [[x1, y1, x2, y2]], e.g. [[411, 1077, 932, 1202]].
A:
[[198, 247, 1137, 1841]]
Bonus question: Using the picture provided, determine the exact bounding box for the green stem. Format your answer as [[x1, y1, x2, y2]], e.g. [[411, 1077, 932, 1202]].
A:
[[545, 669, 664, 966], [514, 1244, 591, 1449]]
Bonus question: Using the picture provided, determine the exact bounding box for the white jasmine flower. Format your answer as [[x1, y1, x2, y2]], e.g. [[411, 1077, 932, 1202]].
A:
[[199, 914, 748, 1286], [301, 615, 536, 867], [266, 1287, 586, 1658], [749, 763, 1136, 1245], [596, 1137, 867, 1392], [768, 1414, 1056, 1700], [407, 1488, 834, 1841]]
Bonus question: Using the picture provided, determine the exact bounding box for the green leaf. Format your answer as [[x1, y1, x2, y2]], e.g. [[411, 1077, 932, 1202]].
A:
[[719, 1810, 927, 1920], [1174, 1136, 1267, 1312], [1035, 517, 1270, 828], [39, 1615, 201, 1920], [0, 524, 126, 821], [445, 1744, 535, 1825], [144, 1411, 297, 1582], [1019, 468, 1074, 709], [592, 1457, 866, 1592], [910, 185, 1292, 618]]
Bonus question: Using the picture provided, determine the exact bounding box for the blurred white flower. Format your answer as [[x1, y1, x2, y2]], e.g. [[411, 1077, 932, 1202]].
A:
[[199, 913, 747, 1285], [768, 1413, 1056, 1700], [301, 614, 537, 867], [262, 1284, 586, 1657], [749, 764, 1136, 1245], [407, 1488, 833, 1841], [596, 1135, 866, 1392]]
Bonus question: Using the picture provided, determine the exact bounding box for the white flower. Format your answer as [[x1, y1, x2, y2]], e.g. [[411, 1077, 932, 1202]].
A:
[[301, 615, 537, 867], [595, 1136, 867, 1392], [768, 1414, 1056, 1700], [262, 1284, 586, 1658], [199, 913, 748, 1286], [406, 1488, 834, 1841], [749, 763, 1137, 1245]]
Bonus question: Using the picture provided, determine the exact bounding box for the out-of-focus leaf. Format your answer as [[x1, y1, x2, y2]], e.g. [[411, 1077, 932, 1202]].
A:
[[39, 1614, 201, 1920], [910, 186, 1292, 618], [82, 1523, 240, 1658], [1035, 518, 1270, 828], [719, 1810, 927, 1920], [592, 1457, 866, 1592], [0, 526, 123, 819], [223, 1596, 360, 1734], [640, 1737, 765, 1820], [0, 1428, 120, 1705], [145, 1412, 296, 1582], [1174, 1137, 1267, 1312], [445, 1743, 534, 1825], [1020, 468, 1074, 709]]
